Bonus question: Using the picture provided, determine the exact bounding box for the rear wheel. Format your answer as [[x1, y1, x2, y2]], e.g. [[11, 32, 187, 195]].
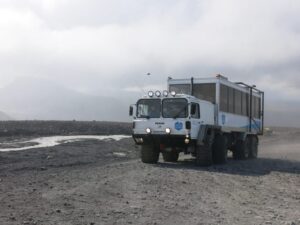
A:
[[141, 145, 159, 164], [233, 137, 250, 160], [212, 135, 228, 164], [249, 135, 258, 159], [162, 150, 179, 162]]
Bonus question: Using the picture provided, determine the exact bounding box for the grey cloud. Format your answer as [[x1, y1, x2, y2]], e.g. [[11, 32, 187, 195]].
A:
[[0, 0, 200, 28], [0, 0, 300, 125]]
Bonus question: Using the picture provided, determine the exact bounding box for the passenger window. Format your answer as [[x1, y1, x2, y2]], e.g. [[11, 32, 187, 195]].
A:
[[220, 84, 228, 112], [193, 83, 216, 104], [191, 103, 200, 118], [234, 89, 242, 115], [228, 87, 234, 114]]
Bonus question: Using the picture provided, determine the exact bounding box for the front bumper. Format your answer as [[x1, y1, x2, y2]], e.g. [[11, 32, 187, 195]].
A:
[[132, 134, 190, 147]]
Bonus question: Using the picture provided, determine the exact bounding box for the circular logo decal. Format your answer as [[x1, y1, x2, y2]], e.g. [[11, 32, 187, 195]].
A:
[[175, 122, 183, 131]]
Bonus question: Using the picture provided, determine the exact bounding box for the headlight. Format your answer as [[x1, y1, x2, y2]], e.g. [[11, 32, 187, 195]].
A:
[[155, 90, 161, 97], [170, 91, 176, 97], [146, 128, 151, 134], [163, 90, 168, 97], [148, 91, 154, 97], [165, 128, 171, 134]]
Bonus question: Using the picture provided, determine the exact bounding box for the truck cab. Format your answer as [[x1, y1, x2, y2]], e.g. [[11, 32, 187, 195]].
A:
[[130, 90, 216, 164]]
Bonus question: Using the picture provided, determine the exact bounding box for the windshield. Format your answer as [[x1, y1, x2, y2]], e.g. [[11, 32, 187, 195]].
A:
[[137, 99, 161, 118], [162, 98, 188, 118]]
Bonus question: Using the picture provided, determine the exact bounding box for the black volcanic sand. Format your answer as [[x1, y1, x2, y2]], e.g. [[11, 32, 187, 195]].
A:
[[0, 121, 132, 137], [0, 123, 299, 225]]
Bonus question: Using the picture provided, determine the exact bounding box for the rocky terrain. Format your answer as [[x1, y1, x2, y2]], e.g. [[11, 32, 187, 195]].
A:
[[0, 121, 131, 137], [0, 123, 299, 225]]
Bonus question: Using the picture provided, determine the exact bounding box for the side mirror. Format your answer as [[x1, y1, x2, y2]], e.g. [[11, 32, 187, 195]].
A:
[[129, 106, 133, 116], [185, 121, 191, 130], [191, 104, 196, 115]]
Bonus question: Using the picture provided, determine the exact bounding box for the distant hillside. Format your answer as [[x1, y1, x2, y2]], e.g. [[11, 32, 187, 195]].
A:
[[0, 77, 129, 121], [264, 101, 300, 128], [0, 111, 12, 120], [0, 121, 131, 136]]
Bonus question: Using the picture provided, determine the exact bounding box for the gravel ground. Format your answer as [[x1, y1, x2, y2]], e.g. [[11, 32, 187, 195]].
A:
[[0, 127, 299, 225]]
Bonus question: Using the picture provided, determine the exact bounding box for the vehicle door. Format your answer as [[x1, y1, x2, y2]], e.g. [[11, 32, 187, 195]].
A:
[[190, 102, 201, 139]]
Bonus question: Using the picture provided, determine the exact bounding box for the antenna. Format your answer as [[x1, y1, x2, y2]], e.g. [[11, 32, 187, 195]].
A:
[[139, 72, 152, 95]]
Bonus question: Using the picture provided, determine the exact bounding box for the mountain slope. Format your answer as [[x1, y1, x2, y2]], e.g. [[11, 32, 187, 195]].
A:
[[0, 77, 129, 121], [0, 111, 12, 120]]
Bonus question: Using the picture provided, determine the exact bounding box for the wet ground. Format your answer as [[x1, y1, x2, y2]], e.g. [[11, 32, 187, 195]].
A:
[[0, 135, 129, 152]]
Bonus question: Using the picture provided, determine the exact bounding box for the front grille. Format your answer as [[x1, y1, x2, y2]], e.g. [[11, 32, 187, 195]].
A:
[[152, 130, 165, 134], [133, 134, 188, 147]]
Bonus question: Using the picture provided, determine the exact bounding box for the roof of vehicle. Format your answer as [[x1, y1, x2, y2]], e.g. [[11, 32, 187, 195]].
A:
[[140, 93, 214, 105], [168, 74, 263, 95]]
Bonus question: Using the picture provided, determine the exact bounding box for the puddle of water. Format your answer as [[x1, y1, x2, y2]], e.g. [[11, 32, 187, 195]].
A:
[[113, 152, 127, 157], [0, 135, 130, 152]]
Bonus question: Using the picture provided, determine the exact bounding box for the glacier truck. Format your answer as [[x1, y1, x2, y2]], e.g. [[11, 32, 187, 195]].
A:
[[129, 75, 264, 165]]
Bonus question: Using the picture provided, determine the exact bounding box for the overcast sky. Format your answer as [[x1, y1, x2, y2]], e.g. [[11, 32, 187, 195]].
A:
[[0, 0, 300, 124]]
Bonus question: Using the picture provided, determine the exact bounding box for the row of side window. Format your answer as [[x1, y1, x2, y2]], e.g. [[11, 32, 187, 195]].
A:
[[169, 83, 261, 119], [169, 83, 216, 104], [220, 84, 261, 118]]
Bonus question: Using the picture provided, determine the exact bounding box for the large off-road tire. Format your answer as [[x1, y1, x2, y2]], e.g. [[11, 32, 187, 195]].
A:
[[195, 145, 212, 166], [162, 151, 179, 162], [212, 134, 228, 164], [249, 135, 258, 159], [233, 137, 250, 160], [141, 145, 159, 164]]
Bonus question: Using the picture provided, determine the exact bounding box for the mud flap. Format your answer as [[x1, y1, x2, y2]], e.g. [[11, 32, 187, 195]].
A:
[[195, 127, 215, 166], [196, 126, 208, 146], [195, 145, 212, 166]]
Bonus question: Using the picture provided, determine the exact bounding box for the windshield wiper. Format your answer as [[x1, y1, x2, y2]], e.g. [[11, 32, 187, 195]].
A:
[[173, 104, 187, 119]]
